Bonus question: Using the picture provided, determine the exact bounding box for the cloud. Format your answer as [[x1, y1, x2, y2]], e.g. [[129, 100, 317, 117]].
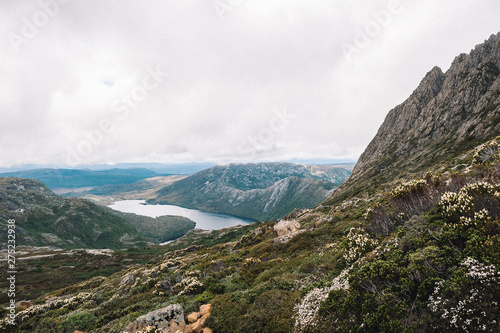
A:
[[1, 0, 500, 167]]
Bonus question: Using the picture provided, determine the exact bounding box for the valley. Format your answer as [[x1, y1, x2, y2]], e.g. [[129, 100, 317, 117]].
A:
[[1, 29, 500, 333]]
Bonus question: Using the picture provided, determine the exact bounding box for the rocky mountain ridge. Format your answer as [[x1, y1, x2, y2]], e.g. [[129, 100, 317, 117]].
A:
[[335, 32, 500, 199]]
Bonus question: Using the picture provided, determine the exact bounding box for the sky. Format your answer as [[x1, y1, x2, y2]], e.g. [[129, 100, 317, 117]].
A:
[[1, 0, 500, 168]]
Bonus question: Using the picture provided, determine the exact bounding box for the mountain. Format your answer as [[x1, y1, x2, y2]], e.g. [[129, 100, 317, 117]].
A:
[[333, 32, 500, 201], [149, 162, 352, 221], [3, 34, 500, 333], [0, 177, 196, 248], [0, 177, 149, 249], [0, 168, 159, 190]]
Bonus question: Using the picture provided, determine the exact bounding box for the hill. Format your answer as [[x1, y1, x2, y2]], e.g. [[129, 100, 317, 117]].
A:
[[150, 163, 352, 221], [0, 177, 196, 249], [0, 177, 148, 249], [108, 208, 196, 243]]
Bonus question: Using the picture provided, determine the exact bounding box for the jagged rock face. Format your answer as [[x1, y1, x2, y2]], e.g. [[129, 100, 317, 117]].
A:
[[337, 32, 500, 197], [151, 163, 351, 221]]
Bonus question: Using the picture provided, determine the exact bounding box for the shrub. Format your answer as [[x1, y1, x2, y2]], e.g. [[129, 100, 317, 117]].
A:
[[428, 258, 500, 332], [240, 290, 298, 333], [204, 294, 245, 333], [391, 179, 428, 198], [58, 312, 97, 332]]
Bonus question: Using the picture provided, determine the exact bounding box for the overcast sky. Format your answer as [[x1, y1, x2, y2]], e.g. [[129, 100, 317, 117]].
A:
[[1, 0, 500, 168]]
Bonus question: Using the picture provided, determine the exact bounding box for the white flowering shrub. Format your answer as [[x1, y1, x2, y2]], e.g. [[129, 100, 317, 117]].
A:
[[445, 209, 491, 230], [439, 181, 500, 219], [4, 291, 97, 325], [293, 269, 350, 330], [440, 191, 474, 217], [428, 257, 500, 332], [391, 179, 428, 198], [472, 137, 500, 165], [342, 228, 377, 264], [461, 181, 498, 196], [174, 272, 203, 295]]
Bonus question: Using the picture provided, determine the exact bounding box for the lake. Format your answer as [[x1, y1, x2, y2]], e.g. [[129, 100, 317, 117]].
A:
[[108, 200, 255, 230]]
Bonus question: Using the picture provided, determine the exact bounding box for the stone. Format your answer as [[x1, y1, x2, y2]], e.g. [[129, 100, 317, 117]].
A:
[[315, 216, 333, 228], [274, 220, 301, 237], [15, 300, 32, 310], [119, 274, 136, 288], [187, 312, 199, 323], [190, 313, 210, 333], [203, 328, 213, 333], [199, 304, 211, 316], [123, 303, 187, 333]]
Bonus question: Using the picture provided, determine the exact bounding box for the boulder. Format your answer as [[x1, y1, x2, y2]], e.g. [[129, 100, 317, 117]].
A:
[[274, 220, 301, 237], [123, 304, 189, 333], [199, 304, 211, 316], [187, 312, 199, 323], [190, 313, 209, 333], [15, 300, 32, 310]]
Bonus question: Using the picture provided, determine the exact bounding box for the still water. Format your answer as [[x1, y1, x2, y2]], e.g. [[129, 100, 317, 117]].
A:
[[109, 200, 255, 230]]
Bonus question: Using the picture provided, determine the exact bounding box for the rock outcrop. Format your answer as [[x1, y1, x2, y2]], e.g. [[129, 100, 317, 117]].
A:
[[273, 219, 306, 244], [123, 303, 213, 333], [123, 304, 188, 333], [274, 220, 301, 236]]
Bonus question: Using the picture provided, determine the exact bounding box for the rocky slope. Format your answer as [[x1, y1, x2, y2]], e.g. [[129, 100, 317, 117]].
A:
[[150, 163, 352, 221], [334, 32, 500, 200]]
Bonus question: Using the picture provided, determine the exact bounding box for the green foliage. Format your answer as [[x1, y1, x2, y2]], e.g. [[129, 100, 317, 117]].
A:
[[195, 290, 214, 303], [112, 209, 196, 242], [206, 290, 297, 333], [58, 312, 97, 332], [204, 294, 245, 333]]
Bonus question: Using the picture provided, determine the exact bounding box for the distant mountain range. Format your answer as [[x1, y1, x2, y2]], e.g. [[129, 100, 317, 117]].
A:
[[149, 162, 352, 221], [0, 168, 159, 189]]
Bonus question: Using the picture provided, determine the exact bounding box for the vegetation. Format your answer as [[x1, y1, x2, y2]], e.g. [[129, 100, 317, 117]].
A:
[[2, 136, 497, 333], [110, 209, 195, 243], [2, 34, 500, 331]]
